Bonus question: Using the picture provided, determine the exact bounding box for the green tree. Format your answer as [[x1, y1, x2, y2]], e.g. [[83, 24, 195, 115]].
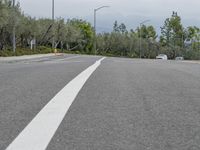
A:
[[69, 19, 93, 53], [119, 23, 127, 34], [161, 12, 184, 45], [160, 11, 184, 58], [137, 25, 157, 39], [64, 21, 83, 50], [136, 25, 157, 58], [113, 20, 119, 32], [0, 0, 21, 50]]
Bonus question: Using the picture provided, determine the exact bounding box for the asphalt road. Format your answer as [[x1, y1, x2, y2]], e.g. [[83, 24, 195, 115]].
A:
[[0, 55, 200, 150]]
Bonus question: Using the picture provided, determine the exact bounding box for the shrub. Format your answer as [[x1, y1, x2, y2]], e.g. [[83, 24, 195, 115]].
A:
[[0, 47, 53, 57]]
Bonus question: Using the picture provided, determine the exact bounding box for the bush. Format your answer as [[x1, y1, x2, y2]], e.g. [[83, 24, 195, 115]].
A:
[[0, 47, 54, 57], [0, 50, 15, 57], [184, 49, 200, 60]]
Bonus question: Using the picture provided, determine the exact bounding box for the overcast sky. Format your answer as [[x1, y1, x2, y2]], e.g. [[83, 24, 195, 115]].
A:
[[19, 0, 200, 33]]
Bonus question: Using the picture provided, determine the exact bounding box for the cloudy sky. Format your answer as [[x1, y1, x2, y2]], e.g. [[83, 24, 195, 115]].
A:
[[19, 0, 200, 33]]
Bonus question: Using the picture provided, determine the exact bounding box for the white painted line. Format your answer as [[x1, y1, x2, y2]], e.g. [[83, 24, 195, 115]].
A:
[[54, 55, 82, 62], [45, 61, 84, 64], [6, 57, 106, 150], [56, 55, 101, 62], [29, 56, 81, 63]]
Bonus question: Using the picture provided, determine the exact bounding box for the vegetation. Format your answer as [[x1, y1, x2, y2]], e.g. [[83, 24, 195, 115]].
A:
[[0, 0, 199, 59], [159, 12, 200, 59]]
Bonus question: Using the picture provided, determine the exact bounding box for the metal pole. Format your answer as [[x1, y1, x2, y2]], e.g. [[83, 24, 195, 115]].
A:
[[139, 20, 150, 59], [94, 9, 96, 55], [139, 24, 141, 58], [52, 0, 55, 49], [12, 0, 16, 52], [93, 6, 109, 55], [198, 39, 200, 60]]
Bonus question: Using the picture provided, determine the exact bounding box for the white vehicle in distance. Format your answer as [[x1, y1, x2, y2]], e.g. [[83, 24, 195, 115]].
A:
[[175, 57, 184, 60], [156, 54, 168, 60]]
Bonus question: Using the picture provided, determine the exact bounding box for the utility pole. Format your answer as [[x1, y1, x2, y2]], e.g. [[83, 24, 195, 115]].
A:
[[12, 0, 16, 52], [94, 10, 96, 55], [139, 20, 150, 58], [52, 0, 55, 49], [93, 6, 109, 55], [139, 23, 142, 58]]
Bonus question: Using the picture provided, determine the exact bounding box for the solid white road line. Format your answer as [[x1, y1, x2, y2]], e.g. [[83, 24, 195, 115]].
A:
[[44, 61, 85, 64], [25, 55, 81, 64], [53, 55, 82, 62], [6, 57, 106, 150], [42, 56, 82, 64]]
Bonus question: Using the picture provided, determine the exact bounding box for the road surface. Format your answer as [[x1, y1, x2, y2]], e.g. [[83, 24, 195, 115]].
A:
[[0, 54, 200, 150]]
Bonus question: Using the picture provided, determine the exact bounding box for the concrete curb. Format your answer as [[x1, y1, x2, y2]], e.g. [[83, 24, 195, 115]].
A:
[[182, 61, 200, 64], [0, 53, 64, 62]]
